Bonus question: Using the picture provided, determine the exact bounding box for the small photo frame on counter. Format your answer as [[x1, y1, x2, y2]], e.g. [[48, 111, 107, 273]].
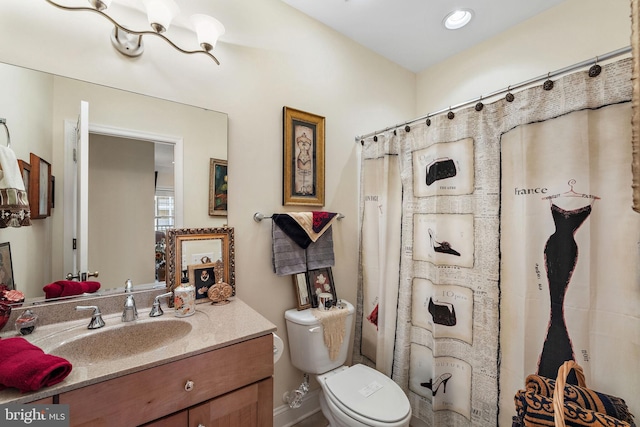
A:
[[188, 262, 216, 302]]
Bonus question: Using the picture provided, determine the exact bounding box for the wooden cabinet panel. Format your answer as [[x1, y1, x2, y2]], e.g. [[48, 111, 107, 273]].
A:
[[189, 382, 258, 427], [59, 335, 273, 427], [141, 411, 188, 427], [26, 397, 54, 404]]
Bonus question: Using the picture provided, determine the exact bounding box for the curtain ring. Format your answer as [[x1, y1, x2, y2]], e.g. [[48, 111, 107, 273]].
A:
[[425, 115, 431, 126], [447, 107, 455, 120], [404, 125, 411, 132], [543, 72, 554, 91], [505, 85, 514, 102], [588, 56, 602, 77], [373, 135, 378, 142], [475, 96, 484, 112]]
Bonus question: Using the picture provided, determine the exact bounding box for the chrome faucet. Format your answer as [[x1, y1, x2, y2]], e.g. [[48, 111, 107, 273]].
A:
[[149, 292, 173, 317], [76, 305, 105, 329], [122, 279, 138, 322]]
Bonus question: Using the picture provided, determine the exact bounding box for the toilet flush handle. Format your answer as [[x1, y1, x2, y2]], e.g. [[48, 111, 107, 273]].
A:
[[309, 326, 321, 333]]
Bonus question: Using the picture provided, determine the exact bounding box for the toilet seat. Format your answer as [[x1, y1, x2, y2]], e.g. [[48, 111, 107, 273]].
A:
[[320, 364, 411, 426]]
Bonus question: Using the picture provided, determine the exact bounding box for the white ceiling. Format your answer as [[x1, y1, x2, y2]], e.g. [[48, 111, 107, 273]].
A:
[[281, 0, 568, 73]]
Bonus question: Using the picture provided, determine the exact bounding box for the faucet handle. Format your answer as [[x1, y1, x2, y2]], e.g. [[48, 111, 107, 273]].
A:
[[76, 305, 105, 329], [149, 292, 173, 317]]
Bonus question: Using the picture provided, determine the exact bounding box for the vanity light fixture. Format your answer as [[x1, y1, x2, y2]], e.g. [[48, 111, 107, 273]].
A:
[[443, 9, 474, 30], [44, 0, 225, 65]]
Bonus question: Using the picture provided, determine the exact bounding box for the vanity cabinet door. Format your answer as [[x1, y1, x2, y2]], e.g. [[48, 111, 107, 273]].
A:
[[26, 397, 55, 404], [188, 377, 273, 427], [59, 334, 273, 427], [141, 411, 188, 427]]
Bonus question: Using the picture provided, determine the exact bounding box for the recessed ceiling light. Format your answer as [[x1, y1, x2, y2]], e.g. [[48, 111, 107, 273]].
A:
[[443, 9, 473, 30]]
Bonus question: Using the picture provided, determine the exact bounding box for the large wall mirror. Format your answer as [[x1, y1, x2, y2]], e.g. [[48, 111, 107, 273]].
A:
[[0, 61, 228, 304]]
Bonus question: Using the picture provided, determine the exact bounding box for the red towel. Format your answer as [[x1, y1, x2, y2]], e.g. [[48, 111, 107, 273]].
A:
[[0, 337, 72, 392], [43, 281, 101, 299]]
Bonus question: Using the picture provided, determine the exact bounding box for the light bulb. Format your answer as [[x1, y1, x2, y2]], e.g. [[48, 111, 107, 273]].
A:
[[142, 0, 180, 33], [191, 14, 225, 51]]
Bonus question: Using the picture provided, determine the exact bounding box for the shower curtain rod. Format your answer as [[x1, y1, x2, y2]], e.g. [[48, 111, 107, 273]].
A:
[[355, 45, 632, 142]]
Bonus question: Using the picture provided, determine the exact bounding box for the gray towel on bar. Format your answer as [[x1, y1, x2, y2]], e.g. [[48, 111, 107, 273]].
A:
[[272, 223, 335, 276], [272, 222, 307, 275], [306, 227, 335, 270]]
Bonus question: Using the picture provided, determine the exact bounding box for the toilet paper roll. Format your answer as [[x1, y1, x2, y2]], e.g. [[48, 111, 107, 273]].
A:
[[272, 333, 284, 364]]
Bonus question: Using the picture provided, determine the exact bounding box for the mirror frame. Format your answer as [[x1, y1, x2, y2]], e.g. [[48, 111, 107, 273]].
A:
[[166, 227, 235, 299], [632, 0, 639, 212]]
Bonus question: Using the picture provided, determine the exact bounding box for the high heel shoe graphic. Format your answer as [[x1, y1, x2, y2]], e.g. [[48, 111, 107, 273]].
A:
[[420, 373, 452, 396], [428, 229, 461, 256]]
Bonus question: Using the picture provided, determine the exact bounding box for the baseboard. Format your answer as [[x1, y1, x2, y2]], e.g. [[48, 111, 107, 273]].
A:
[[273, 388, 322, 427]]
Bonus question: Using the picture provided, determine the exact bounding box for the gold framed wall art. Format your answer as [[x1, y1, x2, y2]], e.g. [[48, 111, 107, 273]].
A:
[[283, 106, 325, 206]]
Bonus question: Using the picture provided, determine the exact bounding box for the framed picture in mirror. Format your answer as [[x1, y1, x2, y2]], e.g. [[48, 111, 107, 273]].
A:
[[209, 158, 228, 216], [28, 153, 52, 219], [292, 272, 311, 310], [17, 160, 30, 198], [632, 0, 640, 212], [0, 242, 15, 290], [283, 106, 325, 207]]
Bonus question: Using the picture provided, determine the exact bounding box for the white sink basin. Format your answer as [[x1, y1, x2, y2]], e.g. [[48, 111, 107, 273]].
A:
[[35, 317, 192, 365]]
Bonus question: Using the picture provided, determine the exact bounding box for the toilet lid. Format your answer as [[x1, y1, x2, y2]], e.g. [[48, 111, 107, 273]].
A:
[[324, 364, 410, 423]]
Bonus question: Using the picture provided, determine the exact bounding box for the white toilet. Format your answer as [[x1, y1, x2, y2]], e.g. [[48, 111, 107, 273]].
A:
[[285, 301, 412, 427]]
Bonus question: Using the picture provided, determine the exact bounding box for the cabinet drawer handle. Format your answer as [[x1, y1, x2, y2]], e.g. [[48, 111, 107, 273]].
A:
[[184, 380, 195, 392], [197, 425, 205, 427]]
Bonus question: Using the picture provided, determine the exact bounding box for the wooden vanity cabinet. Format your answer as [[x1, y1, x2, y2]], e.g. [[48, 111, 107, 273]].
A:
[[58, 334, 274, 427]]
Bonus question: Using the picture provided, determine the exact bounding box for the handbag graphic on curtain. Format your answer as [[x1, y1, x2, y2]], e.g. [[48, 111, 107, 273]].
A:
[[513, 361, 635, 427], [428, 298, 457, 326], [426, 157, 457, 186]]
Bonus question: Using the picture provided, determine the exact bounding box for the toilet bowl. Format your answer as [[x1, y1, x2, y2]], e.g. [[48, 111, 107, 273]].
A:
[[285, 301, 412, 427], [317, 365, 412, 427]]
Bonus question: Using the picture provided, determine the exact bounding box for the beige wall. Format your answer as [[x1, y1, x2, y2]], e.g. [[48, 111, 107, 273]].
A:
[[416, 0, 631, 115], [0, 0, 632, 415], [1, 0, 415, 410]]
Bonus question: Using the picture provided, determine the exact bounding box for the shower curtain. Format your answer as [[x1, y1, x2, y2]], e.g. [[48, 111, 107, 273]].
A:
[[356, 58, 640, 427], [355, 134, 402, 377]]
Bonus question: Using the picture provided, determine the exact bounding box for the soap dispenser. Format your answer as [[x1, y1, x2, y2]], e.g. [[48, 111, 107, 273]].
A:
[[174, 272, 195, 317]]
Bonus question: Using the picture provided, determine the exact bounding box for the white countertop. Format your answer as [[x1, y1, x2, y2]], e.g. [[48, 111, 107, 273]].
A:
[[0, 298, 276, 404]]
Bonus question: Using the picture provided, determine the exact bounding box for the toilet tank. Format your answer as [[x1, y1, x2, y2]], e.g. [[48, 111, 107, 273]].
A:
[[285, 300, 355, 374]]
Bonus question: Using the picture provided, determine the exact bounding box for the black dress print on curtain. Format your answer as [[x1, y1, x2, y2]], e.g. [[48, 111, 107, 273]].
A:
[[537, 203, 592, 384]]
